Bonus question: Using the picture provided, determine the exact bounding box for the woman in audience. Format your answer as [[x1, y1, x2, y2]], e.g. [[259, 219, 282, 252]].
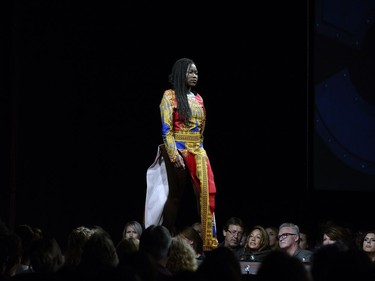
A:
[[75, 226, 119, 280], [116, 237, 140, 264], [311, 241, 375, 281], [240, 225, 272, 262], [265, 225, 279, 250], [177, 226, 205, 260], [166, 236, 198, 274], [320, 222, 355, 249], [122, 221, 143, 240], [62, 226, 94, 270], [299, 227, 314, 251], [361, 230, 375, 263]]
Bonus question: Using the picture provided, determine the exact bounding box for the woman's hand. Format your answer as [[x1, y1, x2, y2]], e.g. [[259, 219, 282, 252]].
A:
[[174, 154, 185, 169]]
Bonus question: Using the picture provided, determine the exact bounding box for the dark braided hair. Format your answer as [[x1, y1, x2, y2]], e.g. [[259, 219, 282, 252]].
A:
[[168, 58, 195, 125]]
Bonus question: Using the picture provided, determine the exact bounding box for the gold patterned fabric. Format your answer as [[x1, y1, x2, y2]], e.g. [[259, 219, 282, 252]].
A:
[[160, 89, 218, 250]]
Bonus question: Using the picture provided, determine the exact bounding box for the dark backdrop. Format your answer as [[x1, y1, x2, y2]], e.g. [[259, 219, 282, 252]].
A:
[[1, 1, 373, 248]]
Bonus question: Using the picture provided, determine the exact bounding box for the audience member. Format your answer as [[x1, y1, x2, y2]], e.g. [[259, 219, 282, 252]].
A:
[[29, 237, 64, 273], [61, 226, 94, 271], [265, 225, 279, 250], [240, 228, 248, 248], [218, 217, 245, 259], [361, 230, 375, 263], [166, 236, 198, 274], [0, 219, 10, 235], [0, 232, 22, 280], [191, 222, 201, 237], [196, 246, 242, 281], [74, 226, 119, 281], [139, 225, 173, 281], [278, 222, 313, 263], [12, 236, 64, 281], [13, 224, 40, 275], [256, 250, 311, 281], [320, 222, 355, 249], [240, 225, 272, 262], [5, 217, 375, 280], [116, 237, 140, 264], [122, 221, 143, 240], [310, 241, 375, 281], [30, 228, 43, 241], [117, 250, 158, 281], [299, 227, 313, 251], [177, 226, 205, 260]]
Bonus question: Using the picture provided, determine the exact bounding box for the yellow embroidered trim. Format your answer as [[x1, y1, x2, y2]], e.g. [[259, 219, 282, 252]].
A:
[[174, 133, 200, 142]]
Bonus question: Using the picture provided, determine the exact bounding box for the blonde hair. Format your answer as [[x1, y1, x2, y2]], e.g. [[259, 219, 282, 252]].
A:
[[166, 236, 198, 274]]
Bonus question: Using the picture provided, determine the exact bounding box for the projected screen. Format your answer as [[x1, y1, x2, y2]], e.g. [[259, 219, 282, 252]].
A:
[[312, 0, 375, 191]]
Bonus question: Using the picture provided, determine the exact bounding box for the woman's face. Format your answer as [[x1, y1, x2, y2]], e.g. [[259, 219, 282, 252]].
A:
[[266, 227, 277, 247], [363, 233, 375, 253], [124, 226, 139, 240], [247, 229, 262, 251], [186, 63, 198, 88], [299, 232, 308, 249], [322, 233, 336, 245]]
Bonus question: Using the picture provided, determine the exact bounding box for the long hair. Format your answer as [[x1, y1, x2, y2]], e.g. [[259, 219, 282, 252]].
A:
[[243, 225, 270, 253], [168, 58, 195, 125], [178, 226, 203, 255]]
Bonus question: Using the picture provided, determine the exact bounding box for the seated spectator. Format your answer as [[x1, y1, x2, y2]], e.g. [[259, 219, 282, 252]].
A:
[[320, 222, 355, 249], [0, 232, 22, 280], [278, 222, 313, 263], [196, 247, 242, 281], [177, 226, 205, 260], [361, 230, 375, 263], [117, 250, 158, 281], [191, 222, 201, 237], [240, 225, 272, 262], [14, 224, 41, 275], [139, 225, 173, 281], [122, 221, 143, 240], [61, 226, 94, 271], [12, 236, 64, 281], [116, 237, 140, 264], [166, 236, 198, 274], [29, 237, 64, 273], [310, 241, 375, 281], [265, 225, 279, 250], [256, 250, 310, 281], [218, 217, 245, 260], [75, 226, 119, 280], [299, 227, 313, 251]]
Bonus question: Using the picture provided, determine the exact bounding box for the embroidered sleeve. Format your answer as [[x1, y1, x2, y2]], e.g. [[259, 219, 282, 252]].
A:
[[160, 90, 179, 162]]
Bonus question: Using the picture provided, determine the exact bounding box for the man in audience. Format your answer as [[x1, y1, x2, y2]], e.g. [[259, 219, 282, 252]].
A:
[[278, 222, 313, 263], [218, 217, 245, 259]]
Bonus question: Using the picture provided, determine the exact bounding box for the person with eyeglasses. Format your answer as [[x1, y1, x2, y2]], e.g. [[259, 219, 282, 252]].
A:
[[218, 217, 245, 259], [277, 222, 313, 263]]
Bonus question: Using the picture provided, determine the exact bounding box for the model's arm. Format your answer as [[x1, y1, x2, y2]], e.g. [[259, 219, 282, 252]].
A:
[[160, 91, 179, 163], [196, 94, 206, 143]]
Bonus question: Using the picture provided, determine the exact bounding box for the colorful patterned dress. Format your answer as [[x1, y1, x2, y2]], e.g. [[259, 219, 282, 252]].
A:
[[160, 89, 218, 251]]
